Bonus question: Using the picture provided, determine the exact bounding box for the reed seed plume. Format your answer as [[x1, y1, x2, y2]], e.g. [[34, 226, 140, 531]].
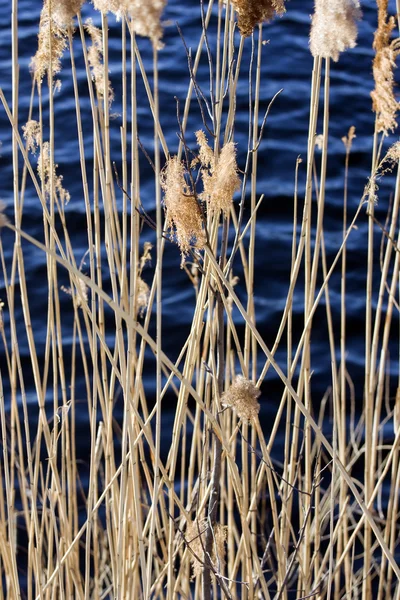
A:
[[85, 19, 114, 105], [22, 120, 41, 154], [61, 278, 88, 308], [31, 0, 68, 83], [137, 277, 150, 316], [38, 142, 70, 204], [196, 131, 241, 217], [161, 156, 206, 258], [186, 520, 227, 579], [139, 241, 153, 271], [309, 0, 362, 62], [371, 0, 400, 135], [52, 0, 85, 28], [221, 375, 261, 422], [92, 0, 123, 16], [231, 0, 286, 38], [342, 124, 356, 152], [125, 0, 167, 47]]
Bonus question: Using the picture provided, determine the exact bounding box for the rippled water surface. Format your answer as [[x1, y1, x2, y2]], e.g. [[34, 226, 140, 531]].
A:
[[0, 0, 396, 438]]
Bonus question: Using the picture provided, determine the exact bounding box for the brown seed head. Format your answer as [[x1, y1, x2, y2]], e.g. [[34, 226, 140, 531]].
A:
[[38, 142, 70, 204], [23, 120, 41, 154], [196, 131, 241, 217], [85, 19, 115, 105], [231, 0, 286, 38], [124, 0, 167, 48], [221, 375, 261, 422], [186, 520, 227, 579], [31, 0, 68, 83], [161, 157, 206, 258], [52, 0, 85, 27]]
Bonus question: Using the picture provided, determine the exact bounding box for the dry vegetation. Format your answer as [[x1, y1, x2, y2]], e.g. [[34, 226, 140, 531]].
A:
[[0, 0, 399, 598]]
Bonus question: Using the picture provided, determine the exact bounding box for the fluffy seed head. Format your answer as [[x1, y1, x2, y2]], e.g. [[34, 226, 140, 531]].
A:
[[161, 156, 206, 258], [231, 0, 286, 37], [371, 1, 400, 135], [137, 277, 150, 316], [196, 131, 241, 217], [85, 19, 114, 105], [221, 375, 261, 422], [52, 0, 85, 27], [23, 120, 41, 154], [38, 142, 70, 204], [186, 520, 227, 579], [309, 0, 362, 62], [124, 0, 167, 48], [31, 0, 68, 83]]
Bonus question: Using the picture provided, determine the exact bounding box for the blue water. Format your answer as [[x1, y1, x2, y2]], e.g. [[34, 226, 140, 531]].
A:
[[0, 0, 397, 441]]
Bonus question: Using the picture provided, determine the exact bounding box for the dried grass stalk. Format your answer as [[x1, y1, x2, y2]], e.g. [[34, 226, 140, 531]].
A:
[[231, 0, 286, 38], [196, 131, 240, 217], [309, 0, 362, 62], [161, 157, 206, 257], [371, 0, 400, 135]]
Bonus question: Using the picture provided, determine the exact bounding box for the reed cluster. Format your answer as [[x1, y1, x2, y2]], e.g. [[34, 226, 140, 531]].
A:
[[0, 0, 399, 599]]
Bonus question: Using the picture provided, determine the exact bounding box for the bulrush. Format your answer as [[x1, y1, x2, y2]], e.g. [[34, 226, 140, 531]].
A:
[[309, 0, 362, 62], [221, 375, 261, 422], [196, 131, 240, 217], [85, 19, 114, 104], [371, 0, 400, 135], [161, 157, 206, 258], [231, 0, 286, 38]]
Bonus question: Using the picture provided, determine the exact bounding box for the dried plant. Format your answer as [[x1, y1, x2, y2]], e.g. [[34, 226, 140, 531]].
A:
[[309, 0, 362, 62], [61, 278, 88, 308], [31, 0, 68, 83], [22, 120, 41, 154], [371, 0, 400, 135], [221, 375, 261, 422], [52, 0, 85, 28], [85, 19, 114, 104], [186, 520, 227, 579], [196, 131, 241, 217], [161, 156, 206, 258], [92, 0, 123, 16], [231, 0, 286, 37], [38, 142, 70, 204], [342, 124, 356, 152], [124, 0, 167, 47]]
